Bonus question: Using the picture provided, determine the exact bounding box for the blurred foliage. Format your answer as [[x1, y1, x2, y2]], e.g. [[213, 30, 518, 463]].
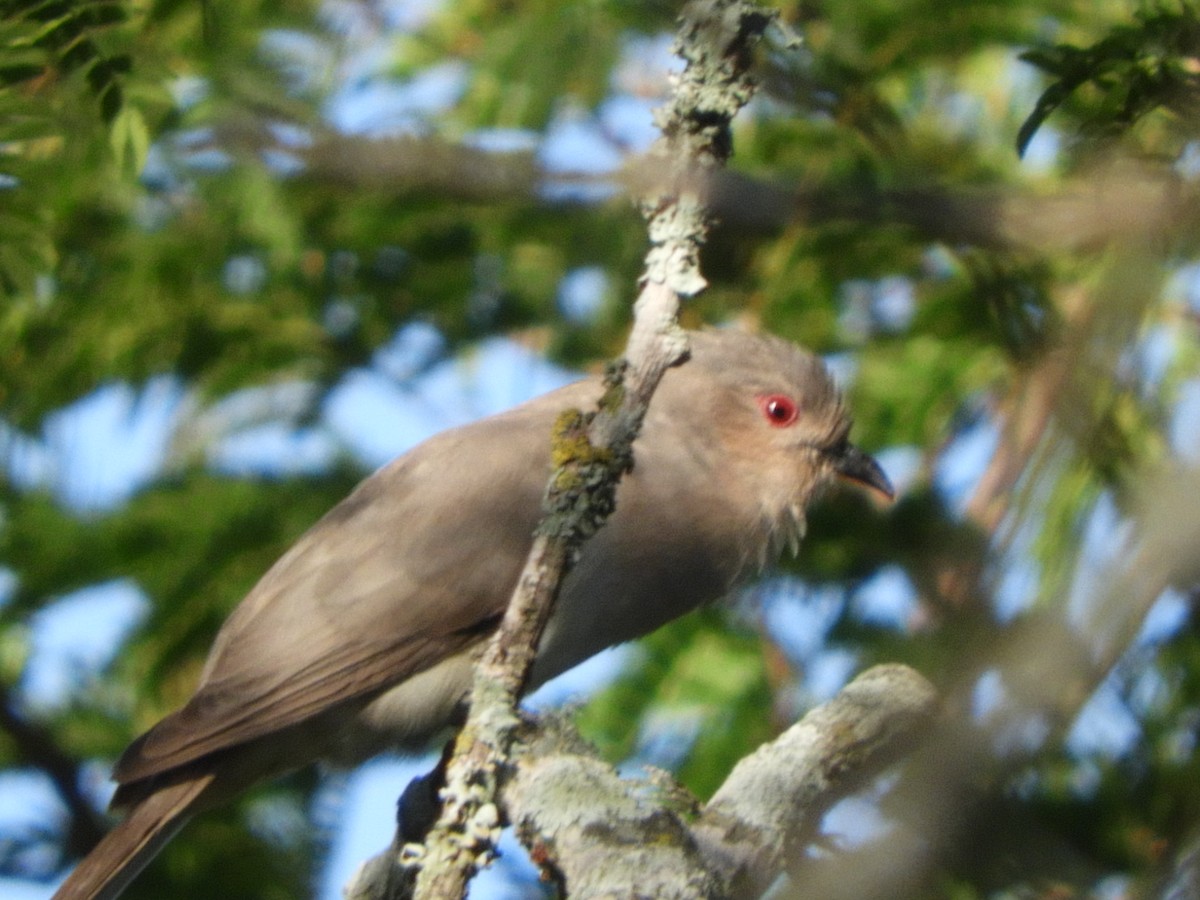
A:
[[1018, 1, 1200, 156], [2, 0, 1200, 897], [575, 607, 776, 800]]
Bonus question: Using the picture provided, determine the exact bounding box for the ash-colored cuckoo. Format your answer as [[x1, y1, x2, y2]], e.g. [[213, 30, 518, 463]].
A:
[[55, 329, 892, 899]]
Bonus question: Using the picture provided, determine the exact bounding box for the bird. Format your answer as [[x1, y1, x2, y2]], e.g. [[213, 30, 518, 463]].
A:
[[54, 329, 892, 899]]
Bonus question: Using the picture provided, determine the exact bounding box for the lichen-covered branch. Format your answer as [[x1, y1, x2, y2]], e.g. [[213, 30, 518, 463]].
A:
[[693, 664, 938, 898], [349, 665, 939, 900], [394, 3, 777, 899]]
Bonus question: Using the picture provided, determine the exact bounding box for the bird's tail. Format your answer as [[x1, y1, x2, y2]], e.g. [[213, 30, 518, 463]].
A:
[[53, 773, 214, 900]]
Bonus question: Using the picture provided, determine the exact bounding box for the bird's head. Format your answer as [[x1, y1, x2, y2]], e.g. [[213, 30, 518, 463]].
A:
[[673, 330, 893, 562]]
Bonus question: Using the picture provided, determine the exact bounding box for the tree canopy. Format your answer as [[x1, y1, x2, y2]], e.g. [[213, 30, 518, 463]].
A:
[[4, 0, 1200, 897]]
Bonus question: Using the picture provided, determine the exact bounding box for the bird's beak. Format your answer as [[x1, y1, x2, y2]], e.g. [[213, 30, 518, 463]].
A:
[[832, 443, 894, 501]]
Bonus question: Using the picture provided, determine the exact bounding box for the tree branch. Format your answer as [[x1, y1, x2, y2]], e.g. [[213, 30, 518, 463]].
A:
[[349, 665, 938, 900], [396, 2, 776, 898], [0, 683, 107, 866]]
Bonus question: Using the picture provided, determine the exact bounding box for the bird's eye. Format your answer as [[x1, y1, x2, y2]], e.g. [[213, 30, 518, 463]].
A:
[[758, 394, 799, 427]]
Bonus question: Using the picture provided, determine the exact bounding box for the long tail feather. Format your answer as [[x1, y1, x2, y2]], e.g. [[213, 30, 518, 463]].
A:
[[53, 774, 214, 900]]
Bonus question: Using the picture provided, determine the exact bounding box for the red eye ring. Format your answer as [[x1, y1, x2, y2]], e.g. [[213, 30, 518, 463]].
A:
[[758, 394, 798, 427]]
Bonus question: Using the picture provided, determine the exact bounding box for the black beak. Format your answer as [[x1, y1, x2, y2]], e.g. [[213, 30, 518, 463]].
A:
[[833, 443, 894, 501]]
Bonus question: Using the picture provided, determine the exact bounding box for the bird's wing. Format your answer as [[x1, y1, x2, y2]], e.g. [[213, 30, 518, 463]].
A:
[[114, 382, 597, 784]]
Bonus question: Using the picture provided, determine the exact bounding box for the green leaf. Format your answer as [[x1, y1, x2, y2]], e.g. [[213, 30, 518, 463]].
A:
[[109, 102, 148, 173]]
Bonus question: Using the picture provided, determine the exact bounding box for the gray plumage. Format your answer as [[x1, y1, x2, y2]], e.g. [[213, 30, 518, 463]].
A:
[[55, 329, 890, 899]]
